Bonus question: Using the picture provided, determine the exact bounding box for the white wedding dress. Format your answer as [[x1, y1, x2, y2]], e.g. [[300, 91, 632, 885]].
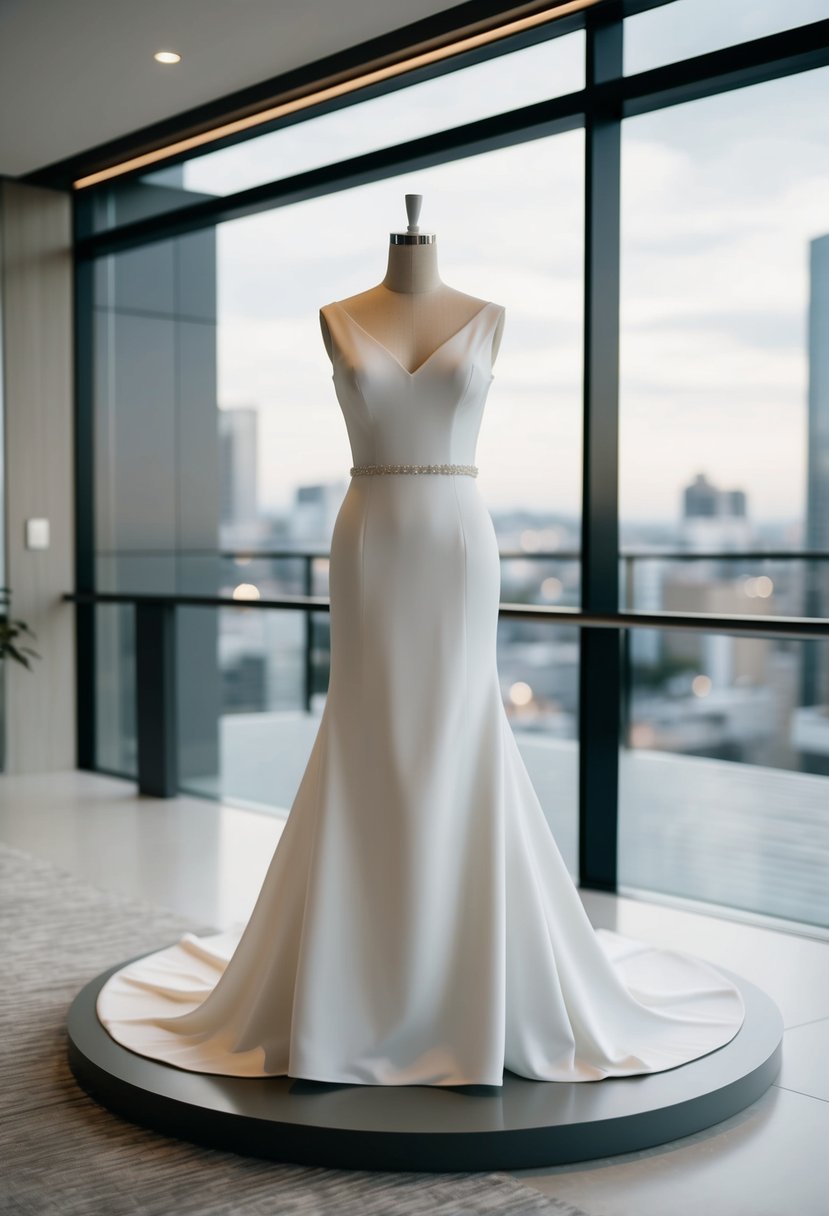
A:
[[97, 299, 745, 1085]]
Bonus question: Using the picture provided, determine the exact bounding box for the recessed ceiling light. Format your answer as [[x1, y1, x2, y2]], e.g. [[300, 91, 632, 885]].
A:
[[154, 50, 181, 65]]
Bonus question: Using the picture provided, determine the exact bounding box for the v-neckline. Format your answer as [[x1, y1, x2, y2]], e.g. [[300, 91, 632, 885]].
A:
[[332, 300, 494, 378]]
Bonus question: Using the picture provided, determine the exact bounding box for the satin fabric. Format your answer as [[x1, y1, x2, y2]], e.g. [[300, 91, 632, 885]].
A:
[[96, 299, 745, 1084]]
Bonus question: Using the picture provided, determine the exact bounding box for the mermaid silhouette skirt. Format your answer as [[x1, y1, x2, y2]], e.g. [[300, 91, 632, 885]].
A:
[[96, 300, 745, 1084]]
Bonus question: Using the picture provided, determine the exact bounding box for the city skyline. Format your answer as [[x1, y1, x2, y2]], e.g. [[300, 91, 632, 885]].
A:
[[217, 422, 800, 562], [219, 380, 811, 536]]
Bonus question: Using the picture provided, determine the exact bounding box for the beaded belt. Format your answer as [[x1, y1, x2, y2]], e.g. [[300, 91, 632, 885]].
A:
[[350, 463, 478, 478]]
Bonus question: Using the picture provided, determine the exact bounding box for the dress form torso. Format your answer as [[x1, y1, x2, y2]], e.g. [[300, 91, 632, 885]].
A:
[[319, 231, 505, 375]]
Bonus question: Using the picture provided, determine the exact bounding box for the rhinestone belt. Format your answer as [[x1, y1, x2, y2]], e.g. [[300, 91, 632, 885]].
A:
[[350, 463, 478, 478]]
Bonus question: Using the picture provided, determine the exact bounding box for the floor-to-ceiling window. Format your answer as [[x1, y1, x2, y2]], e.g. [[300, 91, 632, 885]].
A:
[[618, 62, 829, 926], [72, 0, 829, 924], [83, 23, 587, 875]]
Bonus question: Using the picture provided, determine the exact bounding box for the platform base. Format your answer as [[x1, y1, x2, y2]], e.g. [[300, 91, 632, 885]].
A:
[[67, 955, 782, 1172]]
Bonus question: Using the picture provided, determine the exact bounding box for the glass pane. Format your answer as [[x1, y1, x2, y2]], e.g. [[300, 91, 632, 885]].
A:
[[178, 603, 331, 809], [93, 229, 219, 580], [625, 0, 829, 75], [498, 617, 580, 879], [216, 131, 584, 579], [619, 630, 829, 928], [92, 132, 583, 798], [621, 554, 829, 623], [619, 67, 829, 617], [95, 603, 136, 778], [180, 605, 319, 811], [89, 32, 584, 232]]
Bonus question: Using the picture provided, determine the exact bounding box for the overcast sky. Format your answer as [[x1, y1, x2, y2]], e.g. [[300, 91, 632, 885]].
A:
[[176, 6, 829, 534]]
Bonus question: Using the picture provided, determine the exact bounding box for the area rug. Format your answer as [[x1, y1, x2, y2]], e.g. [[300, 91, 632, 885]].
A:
[[0, 842, 589, 1215]]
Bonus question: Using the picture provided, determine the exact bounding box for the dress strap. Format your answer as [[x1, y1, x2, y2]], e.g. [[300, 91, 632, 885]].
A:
[[319, 301, 355, 367]]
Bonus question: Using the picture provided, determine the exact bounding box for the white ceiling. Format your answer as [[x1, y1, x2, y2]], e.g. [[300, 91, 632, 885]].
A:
[[0, 0, 455, 178]]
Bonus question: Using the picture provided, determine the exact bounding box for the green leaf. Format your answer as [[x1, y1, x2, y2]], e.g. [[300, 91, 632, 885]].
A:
[[4, 643, 32, 670]]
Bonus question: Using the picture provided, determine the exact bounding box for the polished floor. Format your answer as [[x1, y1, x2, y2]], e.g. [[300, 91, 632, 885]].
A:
[[1, 769, 827, 1215]]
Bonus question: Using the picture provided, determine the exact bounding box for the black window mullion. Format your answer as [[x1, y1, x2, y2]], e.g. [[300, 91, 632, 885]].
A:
[[72, 231, 96, 772], [578, 8, 623, 893]]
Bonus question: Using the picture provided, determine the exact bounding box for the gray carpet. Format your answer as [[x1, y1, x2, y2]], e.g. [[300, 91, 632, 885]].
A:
[[0, 842, 589, 1215]]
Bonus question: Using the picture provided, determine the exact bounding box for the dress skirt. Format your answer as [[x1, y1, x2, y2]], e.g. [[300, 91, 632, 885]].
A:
[[96, 473, 745, 1084]]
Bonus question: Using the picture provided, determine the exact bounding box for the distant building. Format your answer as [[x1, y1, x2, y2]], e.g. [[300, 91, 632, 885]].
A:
[[291, 482, 347, 546], [219, 407, 258, 531], [681, 473, 750, 551], [662, 578, 771, 687], [648, 476, 758, 701]]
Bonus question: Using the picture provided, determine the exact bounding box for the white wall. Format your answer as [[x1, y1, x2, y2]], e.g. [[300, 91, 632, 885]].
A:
[[1, 178, 75, 771]]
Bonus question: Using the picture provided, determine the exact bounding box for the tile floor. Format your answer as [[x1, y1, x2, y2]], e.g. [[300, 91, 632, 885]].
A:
[[2, 769, 827, 1215]]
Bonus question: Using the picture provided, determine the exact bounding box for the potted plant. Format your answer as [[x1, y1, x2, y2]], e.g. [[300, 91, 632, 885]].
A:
[[0, 587, 40, 669]]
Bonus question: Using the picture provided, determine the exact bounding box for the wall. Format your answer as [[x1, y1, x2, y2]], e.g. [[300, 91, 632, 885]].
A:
[[0, 178, 75, 771]]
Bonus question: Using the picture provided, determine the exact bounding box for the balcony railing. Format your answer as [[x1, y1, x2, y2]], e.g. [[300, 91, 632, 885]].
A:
[[63, 546, 829, 800]]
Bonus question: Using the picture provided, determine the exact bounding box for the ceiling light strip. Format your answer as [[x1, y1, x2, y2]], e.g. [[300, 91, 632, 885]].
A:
[[73, 0, 599, 190]]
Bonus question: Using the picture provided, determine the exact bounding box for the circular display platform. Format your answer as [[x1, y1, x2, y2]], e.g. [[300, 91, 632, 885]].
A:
[[68, 953, 783, 1172]]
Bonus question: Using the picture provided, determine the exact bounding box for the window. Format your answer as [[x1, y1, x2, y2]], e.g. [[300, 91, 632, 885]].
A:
[[90, 130, 585, 836], [620, 67, 829, 618], [77, 2, 829, 926], [617, 66, 829, 926]]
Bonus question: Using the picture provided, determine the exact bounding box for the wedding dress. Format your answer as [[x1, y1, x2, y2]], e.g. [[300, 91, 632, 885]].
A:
[[96, 298, 745, 1085]]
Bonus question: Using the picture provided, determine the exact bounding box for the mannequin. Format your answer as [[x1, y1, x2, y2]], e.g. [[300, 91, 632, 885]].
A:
[[319, 194, 505, 374], [91, 190, 748, 1089]]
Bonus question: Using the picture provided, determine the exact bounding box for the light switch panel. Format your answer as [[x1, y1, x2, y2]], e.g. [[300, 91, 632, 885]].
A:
[[25, 518, 50, 550]]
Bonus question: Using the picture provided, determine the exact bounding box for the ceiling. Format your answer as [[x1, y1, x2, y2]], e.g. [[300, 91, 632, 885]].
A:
[[0, 0, 458, 179]]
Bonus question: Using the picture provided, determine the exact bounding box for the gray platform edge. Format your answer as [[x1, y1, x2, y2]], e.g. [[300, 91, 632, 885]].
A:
[[67, 955, 783, 1172]]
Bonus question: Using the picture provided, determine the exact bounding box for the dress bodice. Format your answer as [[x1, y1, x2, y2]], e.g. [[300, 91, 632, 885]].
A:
[[320, 300, 505, 469]]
